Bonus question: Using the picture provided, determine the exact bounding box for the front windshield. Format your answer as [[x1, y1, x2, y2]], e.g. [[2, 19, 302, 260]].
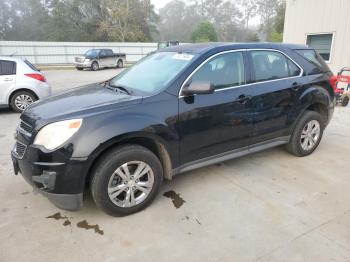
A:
[[85, 49, 99, 57], [158, 43, 168, 49], [110, 52, 195, 95]]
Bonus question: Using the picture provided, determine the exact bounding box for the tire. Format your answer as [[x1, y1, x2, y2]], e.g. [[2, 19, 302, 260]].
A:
[[76, 67, 83, 71], [286, 110, 325, 157], [341, 96, 349, 107], [117, 59, 123, 68], [91, 62, 99, 71], [90, 144, 163, 216], [10, 91, 37, 113]]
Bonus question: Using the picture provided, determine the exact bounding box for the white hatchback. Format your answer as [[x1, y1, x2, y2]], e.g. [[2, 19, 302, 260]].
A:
[[0, 57, 51, 112]]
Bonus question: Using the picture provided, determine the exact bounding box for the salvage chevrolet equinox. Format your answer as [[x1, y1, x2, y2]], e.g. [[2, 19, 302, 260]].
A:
[[12, 43, 335, 216]]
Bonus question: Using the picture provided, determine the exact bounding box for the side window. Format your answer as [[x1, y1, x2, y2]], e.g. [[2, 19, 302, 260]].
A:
[[0, 60, 16, 76], [99, 50, 106, 57], [106, 50, 113, 56], [287, 59, 301, 77], [250, 51, 300, 83], [191, 52, 245, 90]]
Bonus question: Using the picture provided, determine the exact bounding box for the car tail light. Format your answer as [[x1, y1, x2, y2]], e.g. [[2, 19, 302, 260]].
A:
[[24, 73, 46, 82]]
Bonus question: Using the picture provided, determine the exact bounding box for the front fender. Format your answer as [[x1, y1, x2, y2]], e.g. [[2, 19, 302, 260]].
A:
[[71, 111, 179, 161]]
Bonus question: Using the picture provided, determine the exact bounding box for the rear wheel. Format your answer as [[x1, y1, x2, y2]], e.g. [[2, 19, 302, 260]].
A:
[[341, 96, 349, 107], [286, 110, 325, 156], [91, 62, 99, 71], [10, 91, 37, 113], [117, 59, 123, 68], [90, 145, 163, 216]]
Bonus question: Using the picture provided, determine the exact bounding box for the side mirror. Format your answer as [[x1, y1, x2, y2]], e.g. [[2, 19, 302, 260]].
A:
[[182, 81, 215, 96]]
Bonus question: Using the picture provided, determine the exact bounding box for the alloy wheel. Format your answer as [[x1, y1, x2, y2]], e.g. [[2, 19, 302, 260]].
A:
[[92, 62, 99, 71], [15, 94, 33, 111], [107, 161, 154, 208], [300, 120, 321, 151]]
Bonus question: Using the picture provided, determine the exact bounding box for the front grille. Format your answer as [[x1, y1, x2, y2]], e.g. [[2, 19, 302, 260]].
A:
[[14, 141, 27, 159], [75, 57, 84, 62], [19, 121, 33, 134]]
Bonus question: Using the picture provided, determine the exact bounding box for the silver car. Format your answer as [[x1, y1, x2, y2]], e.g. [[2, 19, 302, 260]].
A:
[[0, 57, 51, 112]]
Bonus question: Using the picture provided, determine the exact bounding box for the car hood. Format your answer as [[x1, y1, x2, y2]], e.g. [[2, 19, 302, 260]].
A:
[[22, 83, 142, 124]]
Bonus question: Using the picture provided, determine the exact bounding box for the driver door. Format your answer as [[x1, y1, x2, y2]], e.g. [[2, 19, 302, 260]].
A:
[[178, 51, 255, 165]]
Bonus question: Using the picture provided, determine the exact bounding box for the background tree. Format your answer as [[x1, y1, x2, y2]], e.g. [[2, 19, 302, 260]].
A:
[[269, 1, 286, 42], [256, 0, 283, 41], [238, 0, 258, 29], [159, 0, 199, 42], [191, 21, 218, 42], [0, 0, 158, 42], [0, 1, 11, 40], [0, 0, 286, 43]]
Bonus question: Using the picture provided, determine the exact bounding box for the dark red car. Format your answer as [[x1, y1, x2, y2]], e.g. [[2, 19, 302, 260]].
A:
[[330, 67, 350, 106]]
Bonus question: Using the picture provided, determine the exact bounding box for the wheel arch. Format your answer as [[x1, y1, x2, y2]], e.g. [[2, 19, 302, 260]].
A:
[[8, 88, 39, 104], [305, 102, 329, 121], [85, 132, 174, 188], [291, 85, 334, 133]]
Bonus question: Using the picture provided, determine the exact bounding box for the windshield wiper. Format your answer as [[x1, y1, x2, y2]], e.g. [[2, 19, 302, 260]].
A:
[[107, 82, 132, 95]]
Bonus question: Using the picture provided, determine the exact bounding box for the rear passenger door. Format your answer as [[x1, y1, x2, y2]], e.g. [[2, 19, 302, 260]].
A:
[[0, 60, 16, 105], [105, 50, 116, 67], [98, 50, 109, 67], [178, 51, 255, 164], [248, 50, 302, 144]]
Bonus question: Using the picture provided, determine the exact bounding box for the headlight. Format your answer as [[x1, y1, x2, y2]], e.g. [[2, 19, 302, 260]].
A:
[[34, 119, 83, 151], [85, 59, 90, 62]]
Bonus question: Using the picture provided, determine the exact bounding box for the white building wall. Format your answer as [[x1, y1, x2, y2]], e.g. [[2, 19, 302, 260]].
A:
[[0, 41, 158, 65], [283, 0, 350, 73]]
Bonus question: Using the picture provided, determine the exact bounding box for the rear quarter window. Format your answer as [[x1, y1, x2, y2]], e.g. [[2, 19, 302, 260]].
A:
[[105, 50, 114, 56], [295, 49, 331, 74], [24, 60, 40, 72], [250, 50, 301, 83], [0, 60, 16, 75]]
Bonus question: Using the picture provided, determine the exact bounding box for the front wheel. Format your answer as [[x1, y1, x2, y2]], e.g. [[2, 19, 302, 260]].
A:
[[286, 111, 325, 157], [90, 145, 163, 216], [91, 62, 99, 71], [117, 59, 123, 68]]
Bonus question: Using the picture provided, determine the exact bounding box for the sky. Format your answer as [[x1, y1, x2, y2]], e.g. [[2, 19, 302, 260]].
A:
[[151, 0, 173, 10]]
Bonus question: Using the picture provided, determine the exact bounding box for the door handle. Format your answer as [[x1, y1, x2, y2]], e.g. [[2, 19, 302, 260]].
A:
[[291, 82, 300, 91], [236, 94, 250, 104], [4, 78, 13, 82]]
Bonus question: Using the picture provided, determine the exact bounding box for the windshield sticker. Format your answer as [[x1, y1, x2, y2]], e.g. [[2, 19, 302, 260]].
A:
[[172, 53, 194, 61]]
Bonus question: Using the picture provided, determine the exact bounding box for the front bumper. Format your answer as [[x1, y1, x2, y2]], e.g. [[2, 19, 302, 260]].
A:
[[73, 61, 92, 68], [11, 143, 88, 211]]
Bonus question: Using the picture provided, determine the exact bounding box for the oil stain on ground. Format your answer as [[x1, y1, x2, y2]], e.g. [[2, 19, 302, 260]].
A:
[[47, 213, 104, 235], [46, 212, 71, 227], [77, 220, 104, 235], [163, 190, 186, 209]]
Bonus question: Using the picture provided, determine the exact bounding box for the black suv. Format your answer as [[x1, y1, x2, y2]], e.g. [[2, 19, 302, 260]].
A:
[[12, 43, 335, 216]]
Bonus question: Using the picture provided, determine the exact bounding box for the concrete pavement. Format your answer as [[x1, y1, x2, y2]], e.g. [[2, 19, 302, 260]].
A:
[[0, 69, 349, 262]]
